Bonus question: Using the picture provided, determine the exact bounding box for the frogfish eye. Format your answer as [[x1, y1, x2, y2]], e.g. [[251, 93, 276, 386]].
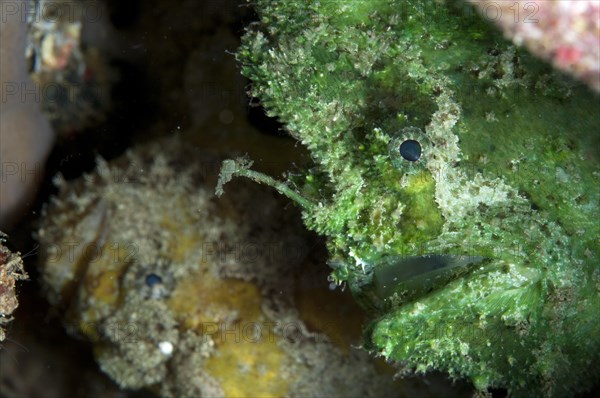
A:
[[399, 139, 422, 162], [145, 273, 162, 287]]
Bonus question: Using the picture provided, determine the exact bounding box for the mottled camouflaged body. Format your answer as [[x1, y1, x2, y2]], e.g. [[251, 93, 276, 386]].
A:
[[36, 138, 405, 398], [224, 0, 600, 395]]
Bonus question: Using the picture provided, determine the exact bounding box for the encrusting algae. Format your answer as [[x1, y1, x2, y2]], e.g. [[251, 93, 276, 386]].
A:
[[0, 233, 28, 345]]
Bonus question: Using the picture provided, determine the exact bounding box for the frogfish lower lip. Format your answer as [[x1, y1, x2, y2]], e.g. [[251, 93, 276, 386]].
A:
[[374, 254, 487, 300]]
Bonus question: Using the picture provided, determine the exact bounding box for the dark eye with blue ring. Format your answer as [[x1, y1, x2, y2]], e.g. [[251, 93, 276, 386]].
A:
[[145, 273, 162, 287], [399, 139, 422, 162]]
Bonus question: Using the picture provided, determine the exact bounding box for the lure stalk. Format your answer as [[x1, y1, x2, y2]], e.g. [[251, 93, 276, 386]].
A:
[[216, 158, 316, 211]]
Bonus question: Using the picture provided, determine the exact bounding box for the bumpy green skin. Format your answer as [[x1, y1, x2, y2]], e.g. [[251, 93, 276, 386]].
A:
[[228, 0, 600, 396]]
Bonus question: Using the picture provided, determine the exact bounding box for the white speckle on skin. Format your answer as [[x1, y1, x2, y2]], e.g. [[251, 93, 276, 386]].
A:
[[159, 341, 173, 356]]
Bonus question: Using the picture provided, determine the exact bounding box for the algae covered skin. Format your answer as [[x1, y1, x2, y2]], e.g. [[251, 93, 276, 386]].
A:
[[219, 0, 600, 395]]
